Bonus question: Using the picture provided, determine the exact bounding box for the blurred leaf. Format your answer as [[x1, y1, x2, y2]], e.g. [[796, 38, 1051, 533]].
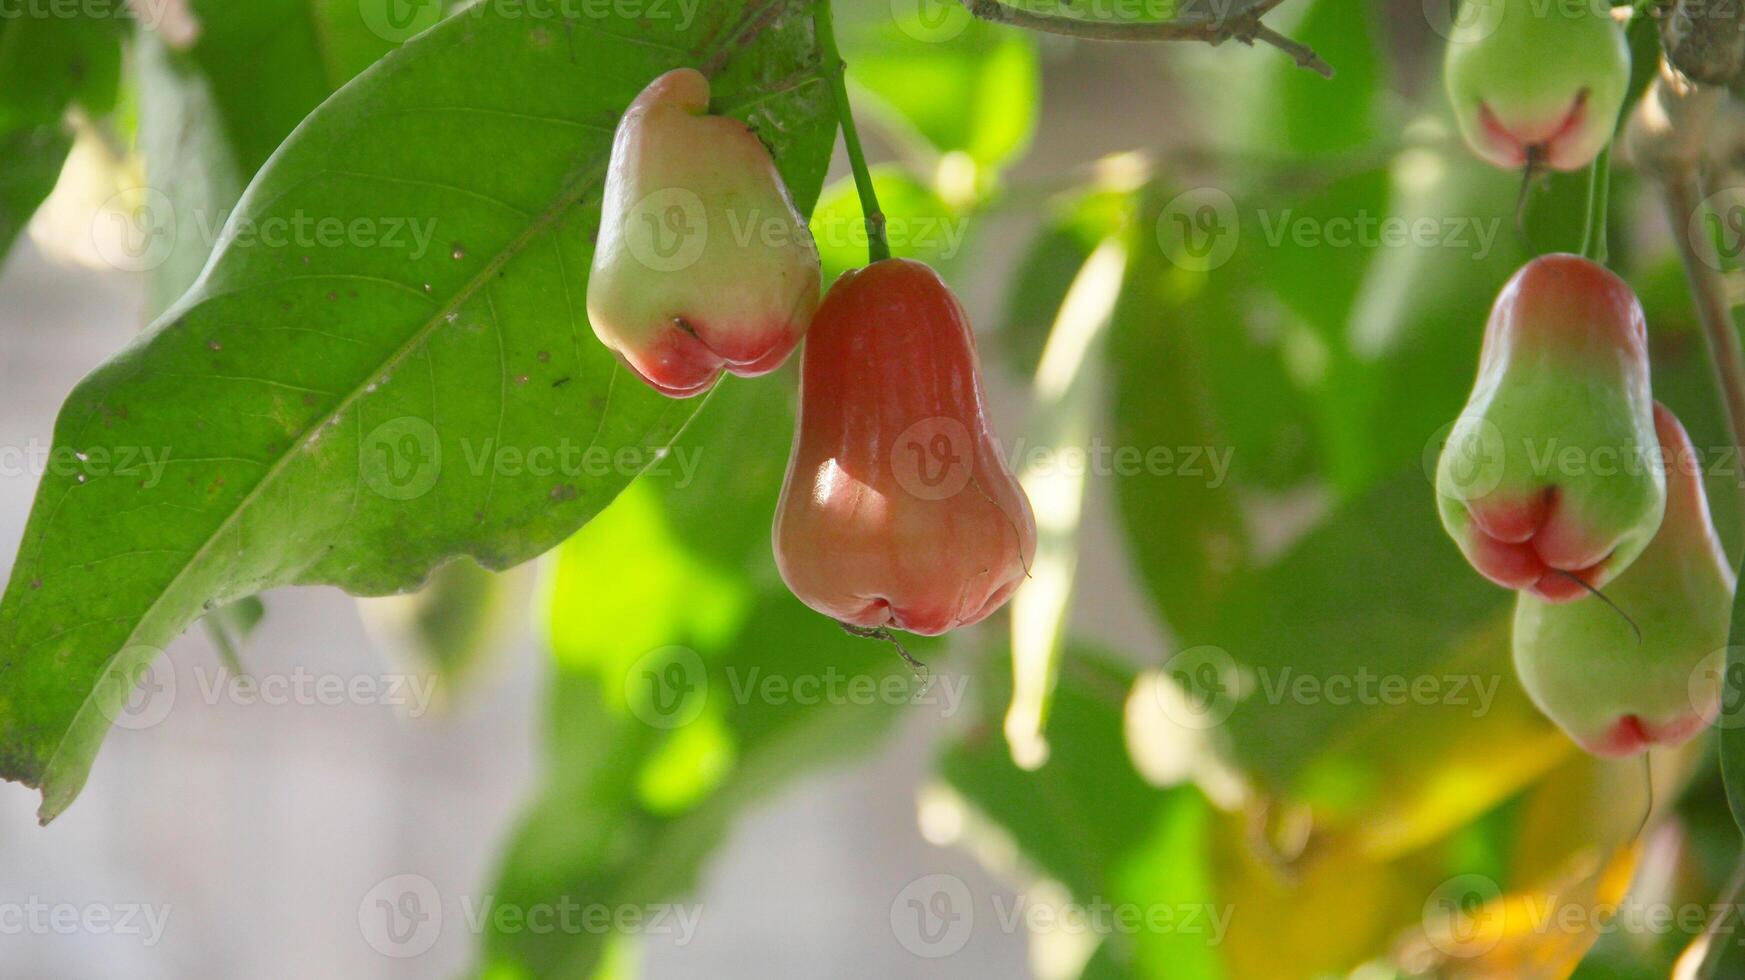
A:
[[358, 559, 525, 710], [1188, 0, 1381, 160], [1250, 166, 1389, 347], [1006, 239, 1126, 768], [1108, 183, 1316, 639], [185, 0, 400, 176], [200, 595, 265, 676], [941, 647, 1223, 980], [997, 185, 1135, 376], [0, 0, 836, 823], [0, 125, 71, 260], [0, 10, 122, 262], [810, 163, 962, 285], [841, 3, 1037, 171], [481, 377, 941, 978]]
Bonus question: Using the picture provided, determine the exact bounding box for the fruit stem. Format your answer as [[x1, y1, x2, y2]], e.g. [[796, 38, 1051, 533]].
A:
[[1580, 144, 1612, 264], [814, 0, 890, 265], [1666, 171, 1745, 467]]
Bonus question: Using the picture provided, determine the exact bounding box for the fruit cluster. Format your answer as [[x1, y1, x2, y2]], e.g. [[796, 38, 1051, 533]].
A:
[[587, 68, 1036, 637], [1439, 0, 1736, 757]]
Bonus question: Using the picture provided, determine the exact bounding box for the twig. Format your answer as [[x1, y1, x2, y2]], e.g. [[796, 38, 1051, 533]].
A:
[[961, 0, 1332, 77], [1665, 170, 1745, 459]]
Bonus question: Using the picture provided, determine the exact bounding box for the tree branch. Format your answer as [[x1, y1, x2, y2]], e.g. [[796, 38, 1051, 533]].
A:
[[961, 0, 1332, 77]]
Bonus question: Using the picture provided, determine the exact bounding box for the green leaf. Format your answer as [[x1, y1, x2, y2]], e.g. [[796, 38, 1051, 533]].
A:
[[940, 647, 1223, 980], [138, 0, 406, 311], [0, 0, 837, 823], [200, 595, 265, 676], [840, 2, 1037, 171], [1180, 473, 1568, 851], [1108, 184, 1316, 638], [0, 125, 71, 259], [1006, 238, 1126, 767], [480, 377, 940, 978], [0, 10, 123, 261]]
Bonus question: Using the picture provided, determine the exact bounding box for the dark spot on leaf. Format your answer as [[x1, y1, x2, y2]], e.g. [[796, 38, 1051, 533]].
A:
[[549, 484, 577, 501], [536, 351, 550, 362], [29, 579, 41, 590], [552, 377, 571, 388]]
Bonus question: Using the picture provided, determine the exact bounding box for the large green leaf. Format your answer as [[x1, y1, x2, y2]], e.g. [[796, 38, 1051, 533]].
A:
[[480, 377, 942, 978], [0, 0, 837, 822]]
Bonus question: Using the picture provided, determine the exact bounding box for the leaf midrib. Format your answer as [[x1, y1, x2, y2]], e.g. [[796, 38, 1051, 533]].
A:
[[41, 155, 610, 793]]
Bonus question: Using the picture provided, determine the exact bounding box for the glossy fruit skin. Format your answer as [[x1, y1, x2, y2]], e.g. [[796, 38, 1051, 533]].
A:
[[1444, 0, 1630, 171], [1513, 404, 1735, 757], [773, 259, 1036, 636], [1436, 254, 1665, 602], [587, 68, 821, 397]]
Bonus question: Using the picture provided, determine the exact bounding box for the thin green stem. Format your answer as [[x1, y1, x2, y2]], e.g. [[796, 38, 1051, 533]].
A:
[[813, 0, 889, 264], [1581, 144, 1612, 263]]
